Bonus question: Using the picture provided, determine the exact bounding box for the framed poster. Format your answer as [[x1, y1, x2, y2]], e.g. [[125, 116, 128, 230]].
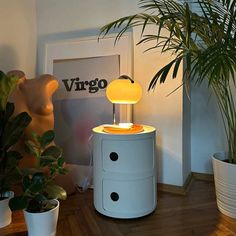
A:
[[44, 33, 133, 187]]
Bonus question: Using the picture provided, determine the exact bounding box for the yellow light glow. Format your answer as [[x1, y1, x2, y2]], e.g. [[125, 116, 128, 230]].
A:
[[106, 78, 142, 104], [103, 124, 144, 134], [118, 123, 133, 128]]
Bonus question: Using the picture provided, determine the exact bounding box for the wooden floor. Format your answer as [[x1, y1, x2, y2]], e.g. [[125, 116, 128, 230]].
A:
[[1, 179, 236, 236]]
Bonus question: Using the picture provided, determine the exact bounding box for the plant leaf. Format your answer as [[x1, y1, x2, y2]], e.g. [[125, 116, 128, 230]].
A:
[[9, 196, 28, 211], [1, 112, 32, 149], [40, 155, 57, 167], [29, 173, 45, 193], [42, 145, 62, 159], [4, 102, 15, 123], [25, 140, 40, 157], [44, 182, 67, 200], [57, 157, 65, 167], [39, 130, 55, 148], [0, 71, 19, 111]]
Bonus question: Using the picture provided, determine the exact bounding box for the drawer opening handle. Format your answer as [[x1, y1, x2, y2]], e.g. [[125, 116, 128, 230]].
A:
[[110, 152, 118, 161], [110, 192, 119, 201]]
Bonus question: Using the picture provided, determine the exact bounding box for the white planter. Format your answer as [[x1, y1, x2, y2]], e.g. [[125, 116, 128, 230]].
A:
[[24, 199, 59, 236], [212, 152, 236, 218], [0, 191, 14, 228]]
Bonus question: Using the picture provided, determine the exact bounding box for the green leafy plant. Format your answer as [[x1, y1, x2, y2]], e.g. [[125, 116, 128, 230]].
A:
[[9, 130, 67, 213], [100, 0, 236, 163], [0, 71, 32, 199]]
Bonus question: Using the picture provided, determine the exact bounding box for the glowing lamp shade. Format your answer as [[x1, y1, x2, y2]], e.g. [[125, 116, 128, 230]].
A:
[[106, 78, 142, 104], [104, 75, 143, 133]]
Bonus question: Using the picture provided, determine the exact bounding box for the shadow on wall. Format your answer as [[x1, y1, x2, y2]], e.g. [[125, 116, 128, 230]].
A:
[[191, 80, 227, 173], [156, 134, 186, 186], [156, 135, 163, 183], [0, 44, 19, 72]]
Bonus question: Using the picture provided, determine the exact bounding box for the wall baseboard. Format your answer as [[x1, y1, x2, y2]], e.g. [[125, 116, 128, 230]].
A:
[[158, 172, 214, 195], [192, 172, 214, 182]]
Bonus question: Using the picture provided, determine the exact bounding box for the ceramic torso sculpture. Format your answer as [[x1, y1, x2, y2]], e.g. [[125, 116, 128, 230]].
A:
[[8, 70, 58, 137], [8, 70, 75, 194], [8, 70, 59, 167]]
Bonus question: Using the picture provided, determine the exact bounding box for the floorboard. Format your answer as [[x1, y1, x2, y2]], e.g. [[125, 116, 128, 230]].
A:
[[1, 179, 236, 236]]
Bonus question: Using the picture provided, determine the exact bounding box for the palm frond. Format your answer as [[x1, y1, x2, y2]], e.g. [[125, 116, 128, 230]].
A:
[[100, 0, 236, 160]]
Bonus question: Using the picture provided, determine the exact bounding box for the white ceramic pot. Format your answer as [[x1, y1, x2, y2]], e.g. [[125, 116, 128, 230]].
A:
[[0, 191, 14, 228], [212, 152, 236, 218], [23, 199, 59, 236]]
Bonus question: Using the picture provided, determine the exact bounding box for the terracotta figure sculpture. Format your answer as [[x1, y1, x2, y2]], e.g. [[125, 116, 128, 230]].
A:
[[7, 70, 75, 194], [7, 70, 59, 167]]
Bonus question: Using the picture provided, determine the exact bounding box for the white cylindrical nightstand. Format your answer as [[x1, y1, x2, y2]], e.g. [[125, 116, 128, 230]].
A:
[[92, 125, 157, 218]]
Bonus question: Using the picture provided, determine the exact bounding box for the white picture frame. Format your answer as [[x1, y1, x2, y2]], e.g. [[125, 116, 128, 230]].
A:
[[44, 33, 133, 76], [43, 33, 133, 187]]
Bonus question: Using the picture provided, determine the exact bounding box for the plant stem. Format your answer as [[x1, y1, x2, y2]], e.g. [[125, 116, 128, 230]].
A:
[[212, 80, 236, 163]]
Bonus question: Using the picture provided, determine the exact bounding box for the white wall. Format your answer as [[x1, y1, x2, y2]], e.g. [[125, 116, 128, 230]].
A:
[[191, 82, 227, 174], [36, 0, 191, 186], [0, 0, 37, 78], [36, 0, 139, 36]]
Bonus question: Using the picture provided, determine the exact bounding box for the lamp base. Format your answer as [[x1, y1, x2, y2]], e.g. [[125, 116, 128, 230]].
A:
[[103, 124, 143, 134]]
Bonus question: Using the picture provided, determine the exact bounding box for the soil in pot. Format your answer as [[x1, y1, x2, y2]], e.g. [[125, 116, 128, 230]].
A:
[[26, 199, 58, 213]]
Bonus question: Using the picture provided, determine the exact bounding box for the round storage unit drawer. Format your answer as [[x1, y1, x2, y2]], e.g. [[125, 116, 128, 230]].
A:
[[102, 177, 156, 218], [102, 138, 155, 173]]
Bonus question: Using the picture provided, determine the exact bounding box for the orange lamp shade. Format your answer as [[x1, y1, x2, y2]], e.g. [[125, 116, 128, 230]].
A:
[[106, 77, 142, 104]]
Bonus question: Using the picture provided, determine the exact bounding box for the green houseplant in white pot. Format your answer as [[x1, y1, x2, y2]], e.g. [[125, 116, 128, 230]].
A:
[[9, 130, 67, 236], [0, 71, 32, 228], [100, 0, 236, 218]]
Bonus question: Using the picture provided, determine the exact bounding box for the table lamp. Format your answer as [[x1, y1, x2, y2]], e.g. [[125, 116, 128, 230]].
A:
[[103, 75, 143, 134]]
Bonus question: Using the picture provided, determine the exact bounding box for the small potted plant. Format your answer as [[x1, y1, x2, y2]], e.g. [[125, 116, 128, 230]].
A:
[[9, 130, 67, 236], [0, 71, 32, 228]]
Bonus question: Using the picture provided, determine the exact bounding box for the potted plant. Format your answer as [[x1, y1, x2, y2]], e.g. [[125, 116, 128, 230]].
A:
[[0, 71, 32, 228], [99, 0, 236, 218], [9, 130, 67, 236]]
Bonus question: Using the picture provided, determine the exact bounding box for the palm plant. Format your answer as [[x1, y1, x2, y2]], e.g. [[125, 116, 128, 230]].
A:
[[100, 0, 236, 163]]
